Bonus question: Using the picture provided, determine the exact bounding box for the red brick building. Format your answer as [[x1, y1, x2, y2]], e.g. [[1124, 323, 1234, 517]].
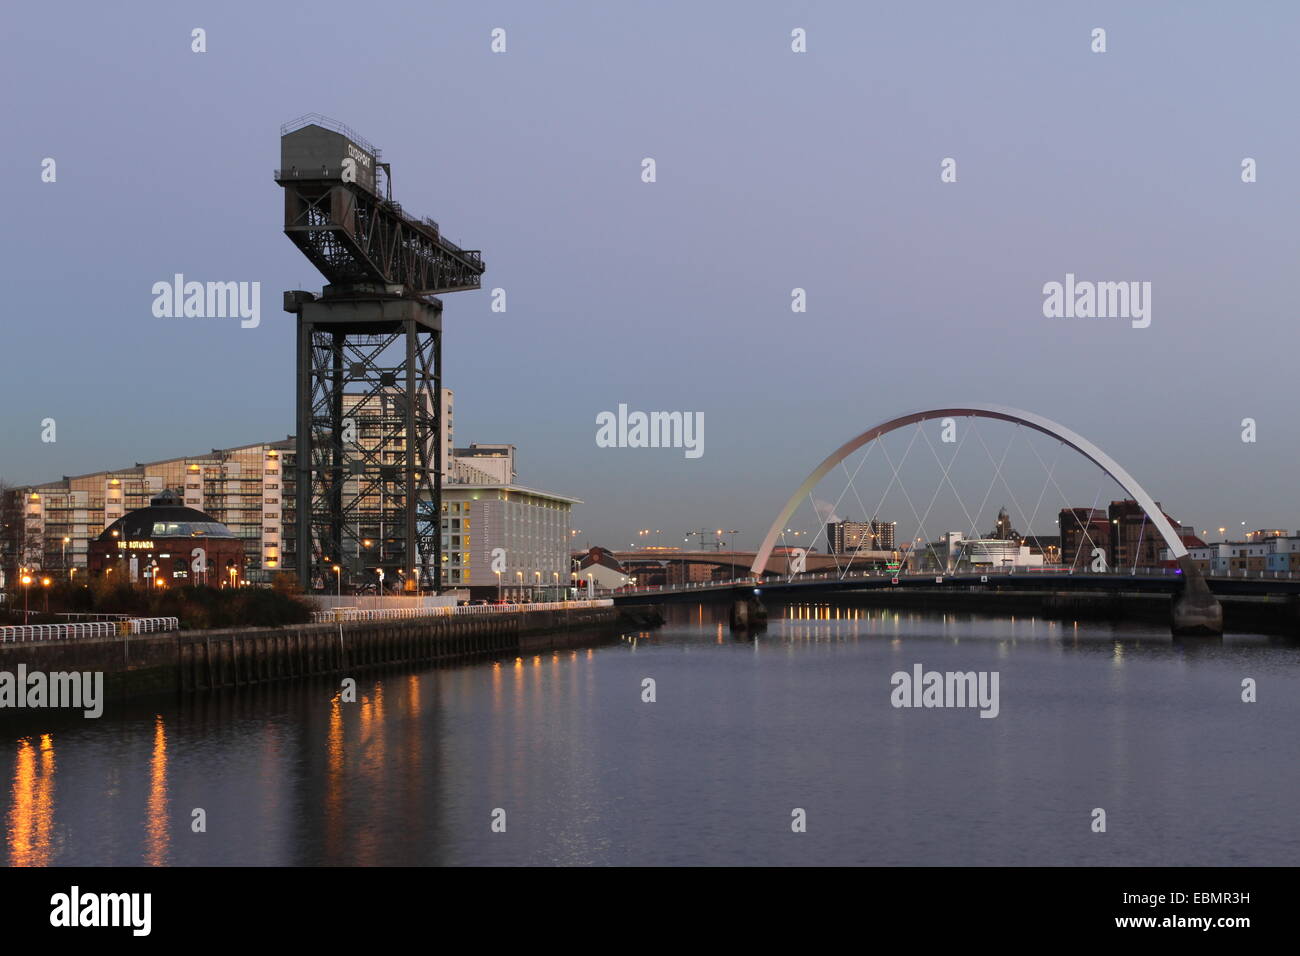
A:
[[88, 493, 246, 588]]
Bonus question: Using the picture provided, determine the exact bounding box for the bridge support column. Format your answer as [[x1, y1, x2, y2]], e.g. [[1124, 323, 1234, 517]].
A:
[[1171, 556, 1223, 637], [729, 594, 768, 631]]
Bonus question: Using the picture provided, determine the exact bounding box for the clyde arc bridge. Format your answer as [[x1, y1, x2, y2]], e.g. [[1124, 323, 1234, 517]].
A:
[[615, 405, 1228, 636]]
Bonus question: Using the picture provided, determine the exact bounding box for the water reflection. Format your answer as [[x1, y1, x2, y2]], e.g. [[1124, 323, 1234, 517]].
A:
[[0, 608, 1294, 866], [145, 715, 168, 866], [8, 733, 55, 866]]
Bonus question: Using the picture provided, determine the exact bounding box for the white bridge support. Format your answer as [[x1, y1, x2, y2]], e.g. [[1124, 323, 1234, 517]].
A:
[[750, 405, 1221, 637]]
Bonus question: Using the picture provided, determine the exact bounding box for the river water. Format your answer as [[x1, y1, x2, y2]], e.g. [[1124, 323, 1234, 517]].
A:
[[3, 601, 1298, 866]]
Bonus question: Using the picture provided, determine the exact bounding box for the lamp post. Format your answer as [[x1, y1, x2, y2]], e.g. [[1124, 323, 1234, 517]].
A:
[[20, 572, 32, 619], [333, 564, 342, 596], [719, 528, 738, 581], [62, 536, 70, 580], [41, 576, 51, 614]]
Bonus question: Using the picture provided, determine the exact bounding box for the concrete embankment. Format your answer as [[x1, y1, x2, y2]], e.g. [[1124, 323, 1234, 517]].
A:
[[0, 605, 664, 701]]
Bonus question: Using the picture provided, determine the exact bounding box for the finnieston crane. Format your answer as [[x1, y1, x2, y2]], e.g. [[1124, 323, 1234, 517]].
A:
[[275, 114, 485, 593]]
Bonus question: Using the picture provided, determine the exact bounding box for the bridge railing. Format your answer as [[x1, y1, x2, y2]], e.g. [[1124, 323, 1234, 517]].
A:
[[616, 564, 1300, 596]]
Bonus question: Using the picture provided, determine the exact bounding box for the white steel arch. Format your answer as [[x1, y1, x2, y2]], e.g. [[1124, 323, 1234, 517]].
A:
[[750, 405, 1187, 577]]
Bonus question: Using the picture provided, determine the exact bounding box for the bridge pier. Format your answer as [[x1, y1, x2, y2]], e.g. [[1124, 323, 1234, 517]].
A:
[[729, 594, 768, 631], [1171, 556, 1223, 637]]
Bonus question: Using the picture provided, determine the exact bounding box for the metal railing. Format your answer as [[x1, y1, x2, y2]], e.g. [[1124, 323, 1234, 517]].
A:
[[128, 617, 180, 634], [278, 113, 381, 157], [309, 599, 613, 624], [0, 616, 180, 644]]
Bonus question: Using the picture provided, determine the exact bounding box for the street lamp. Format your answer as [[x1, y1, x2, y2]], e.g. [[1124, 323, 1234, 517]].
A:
[[718, 529, 739, 580], [20, 572, 32, 619], [62, 536, 70, 579], [333, 564, 342, 596], [41, 577, 51, 614]]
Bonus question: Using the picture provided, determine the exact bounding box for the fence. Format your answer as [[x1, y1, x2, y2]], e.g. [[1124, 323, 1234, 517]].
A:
[[0, 617, 180, 644], [309, 599, 613, 624]]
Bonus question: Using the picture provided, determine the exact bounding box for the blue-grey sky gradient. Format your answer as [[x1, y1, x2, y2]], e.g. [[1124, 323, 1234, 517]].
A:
[[2, 1, 1296, 549]]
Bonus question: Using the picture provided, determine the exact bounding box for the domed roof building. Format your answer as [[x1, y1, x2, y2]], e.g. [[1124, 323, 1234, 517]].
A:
[[89, 491, 247, 586]]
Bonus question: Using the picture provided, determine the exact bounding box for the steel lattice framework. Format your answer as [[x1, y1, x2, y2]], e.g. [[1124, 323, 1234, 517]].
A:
[[295, 304, 442, 591], [278, 175, 483, 296], [278, 117, 484, 593]]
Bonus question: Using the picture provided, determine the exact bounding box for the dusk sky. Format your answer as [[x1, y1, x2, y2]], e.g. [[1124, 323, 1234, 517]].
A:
[[2, 1, 1297, 550]]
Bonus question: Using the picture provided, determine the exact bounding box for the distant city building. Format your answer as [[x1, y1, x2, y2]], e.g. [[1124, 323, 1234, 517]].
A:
[[826, 519, 896, 553], [1264, 536, 1300, 573], [1021, 535, 1061, 565], [449, 443, 517, 485], [575, 547, 632, 592], [1108, 499, 1186, 570], [935, 531, 1043, 570], [1060, 500, 1197, 572], [434, 483, 578, 599], [4, 438, 294, 584], [1244, 529, 1289, 542], [990, 507, 1019, 541], [1059, 507, 1111, 570], [2, 387, 579, 595], [1174, 536, 1300, 576]]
